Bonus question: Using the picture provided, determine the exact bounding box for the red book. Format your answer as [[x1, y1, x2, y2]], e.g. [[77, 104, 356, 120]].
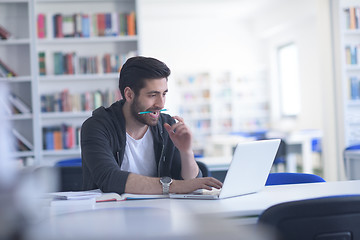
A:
[[37, 13, 46, 38], [66, 126, 75, 149], [97, 13, 106, 36], [104, 54, 111, 73], [57, 14, 64, 38], [66, 53, 74, 74]]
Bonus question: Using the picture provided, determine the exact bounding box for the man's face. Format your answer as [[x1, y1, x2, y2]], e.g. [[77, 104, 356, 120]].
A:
[[130, 78, 168, 126]]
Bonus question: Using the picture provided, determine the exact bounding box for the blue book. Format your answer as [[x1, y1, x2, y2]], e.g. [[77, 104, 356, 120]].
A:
[[45, 129, 54, 150], [105, 13, 112, 36], [351, 76, 360, 99], [82, 14, 90, 38]]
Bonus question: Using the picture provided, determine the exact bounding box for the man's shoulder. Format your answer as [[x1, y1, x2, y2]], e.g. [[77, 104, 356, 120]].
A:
[[83, 101, 123, 127]]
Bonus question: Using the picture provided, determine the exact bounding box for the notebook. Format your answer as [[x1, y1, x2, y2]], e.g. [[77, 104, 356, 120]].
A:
[[169, 139, 281, 200]]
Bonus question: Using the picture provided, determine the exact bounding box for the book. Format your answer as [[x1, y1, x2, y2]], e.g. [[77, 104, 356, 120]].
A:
[[47, 190, 167, 204], [127, 11, 136, 36], [8, 93, 31, 114], [49, 191, 102, 200], [37, 13, 46, 38], [0, 24, 11, 39], [62, 14, 75, 37], [38, 51, 46, 75], [0, 58, 17, 77], [12, 129, 33, 151], [51, 197, 96, 207], [95, 191, 168, 202]]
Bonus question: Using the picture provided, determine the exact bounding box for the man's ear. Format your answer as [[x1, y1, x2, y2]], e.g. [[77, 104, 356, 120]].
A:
[[124, 87, 135, 102]]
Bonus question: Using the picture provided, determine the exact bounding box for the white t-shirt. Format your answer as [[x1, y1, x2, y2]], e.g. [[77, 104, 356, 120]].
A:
[[121, 128, 156, 177]]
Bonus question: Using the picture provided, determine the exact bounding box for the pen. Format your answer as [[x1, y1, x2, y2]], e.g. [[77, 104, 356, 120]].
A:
[[138, 109, 168, 115]]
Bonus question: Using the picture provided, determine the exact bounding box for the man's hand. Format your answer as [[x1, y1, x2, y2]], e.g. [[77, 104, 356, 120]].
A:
[[170, 177, 223, 194], [164, 116, 198, 179], [164, 116, 192, 153]]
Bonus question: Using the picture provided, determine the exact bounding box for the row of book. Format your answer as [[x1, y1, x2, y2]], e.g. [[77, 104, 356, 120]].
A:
[[345, 45, 359, 65], [37, 11, 136, 39], [0, 58, 17, 77], [40, 89, 120, 113], [344, 7, 360, 30], [43, 124, 81, 150], [39, 50, 136, 75], [349, 76, 360, 100]]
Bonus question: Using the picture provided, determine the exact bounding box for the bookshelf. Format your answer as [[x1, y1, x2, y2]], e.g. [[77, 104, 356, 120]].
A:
[[176, 71, 269, 155], [0, 0, 35, 166], [1, 0, 139, 166], [337, 0, 360, 147]]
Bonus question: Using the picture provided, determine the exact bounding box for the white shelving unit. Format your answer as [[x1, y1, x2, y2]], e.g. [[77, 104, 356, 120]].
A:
[[1, 0, 139, 166], [0, 0, 35, 166], [176, 71, 269, 155], [337, 0, 360, 147]]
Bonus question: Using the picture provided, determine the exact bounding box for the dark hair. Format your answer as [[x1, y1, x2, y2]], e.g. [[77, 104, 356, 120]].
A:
[[119, 56, 171, 99]]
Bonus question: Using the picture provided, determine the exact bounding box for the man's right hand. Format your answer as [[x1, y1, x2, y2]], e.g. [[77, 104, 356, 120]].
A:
[[170, 177, 223, 194]]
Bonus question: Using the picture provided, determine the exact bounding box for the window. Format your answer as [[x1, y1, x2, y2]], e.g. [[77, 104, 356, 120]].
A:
[[277, 43, 301, 117]]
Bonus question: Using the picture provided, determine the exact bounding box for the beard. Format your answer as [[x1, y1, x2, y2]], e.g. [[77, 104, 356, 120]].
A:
[[130, 97, 160, 127]]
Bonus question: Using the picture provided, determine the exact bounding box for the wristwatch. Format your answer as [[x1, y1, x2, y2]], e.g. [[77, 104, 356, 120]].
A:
[[160, 176, 173, 194]]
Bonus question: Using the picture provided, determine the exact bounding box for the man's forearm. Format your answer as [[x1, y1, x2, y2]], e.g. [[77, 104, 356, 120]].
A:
[[124, 173, 163, 194], [180, 150, 199, 179]]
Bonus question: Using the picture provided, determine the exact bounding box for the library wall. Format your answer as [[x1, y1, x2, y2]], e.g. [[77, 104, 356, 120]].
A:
[[137, 0, 267, 118], [252, 0, 323, 132]]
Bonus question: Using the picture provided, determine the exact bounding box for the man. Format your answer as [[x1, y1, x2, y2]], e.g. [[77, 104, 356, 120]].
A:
[[81, 56, 222, 195]]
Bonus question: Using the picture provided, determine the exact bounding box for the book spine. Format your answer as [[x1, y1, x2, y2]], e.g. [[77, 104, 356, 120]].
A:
[[74, 13, 82, 37], [63, 14, 75, 37], [127, 11, 136, 36], [105, 13, 112, 36], [97, 13, 105, 36], [111, 12, 119, 36], [37, 14, 46, 38], [82, 14, 90, 38], [38, 52, 46, 76]]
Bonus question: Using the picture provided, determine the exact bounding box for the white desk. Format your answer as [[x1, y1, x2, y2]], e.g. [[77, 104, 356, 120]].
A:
[[27, 180, 360, 240]]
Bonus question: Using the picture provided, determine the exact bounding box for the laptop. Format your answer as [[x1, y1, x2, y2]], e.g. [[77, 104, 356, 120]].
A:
[[169, 139, 281, 200]]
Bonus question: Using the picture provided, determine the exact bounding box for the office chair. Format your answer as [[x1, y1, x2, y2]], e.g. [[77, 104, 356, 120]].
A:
[[265, 172, 325, 186], [258, 195, 360, 240], [344, 144, 360, 180], [196, 160, 210, 177], [55, 158, 83, 191]]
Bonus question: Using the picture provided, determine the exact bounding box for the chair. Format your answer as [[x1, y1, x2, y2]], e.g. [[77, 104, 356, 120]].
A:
[[196, 160, 210, 177], [55, 158, 83, 191], [258, 195, 360, 240], [265, 172, 325, 186], [344, 144, 360, 180]]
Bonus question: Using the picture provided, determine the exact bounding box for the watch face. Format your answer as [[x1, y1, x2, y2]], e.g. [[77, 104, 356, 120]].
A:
[[161, 176, 172, 184]]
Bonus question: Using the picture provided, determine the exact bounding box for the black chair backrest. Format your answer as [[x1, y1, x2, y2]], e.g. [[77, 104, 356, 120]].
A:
[[258, 195, 360, 240], [196, 161, 210, 177], [58, 166, 83, 192]]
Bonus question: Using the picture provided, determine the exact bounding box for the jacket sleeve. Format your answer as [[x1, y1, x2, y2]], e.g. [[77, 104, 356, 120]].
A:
[[162, 115, 203, 179], [81, 117, 129, 194]]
